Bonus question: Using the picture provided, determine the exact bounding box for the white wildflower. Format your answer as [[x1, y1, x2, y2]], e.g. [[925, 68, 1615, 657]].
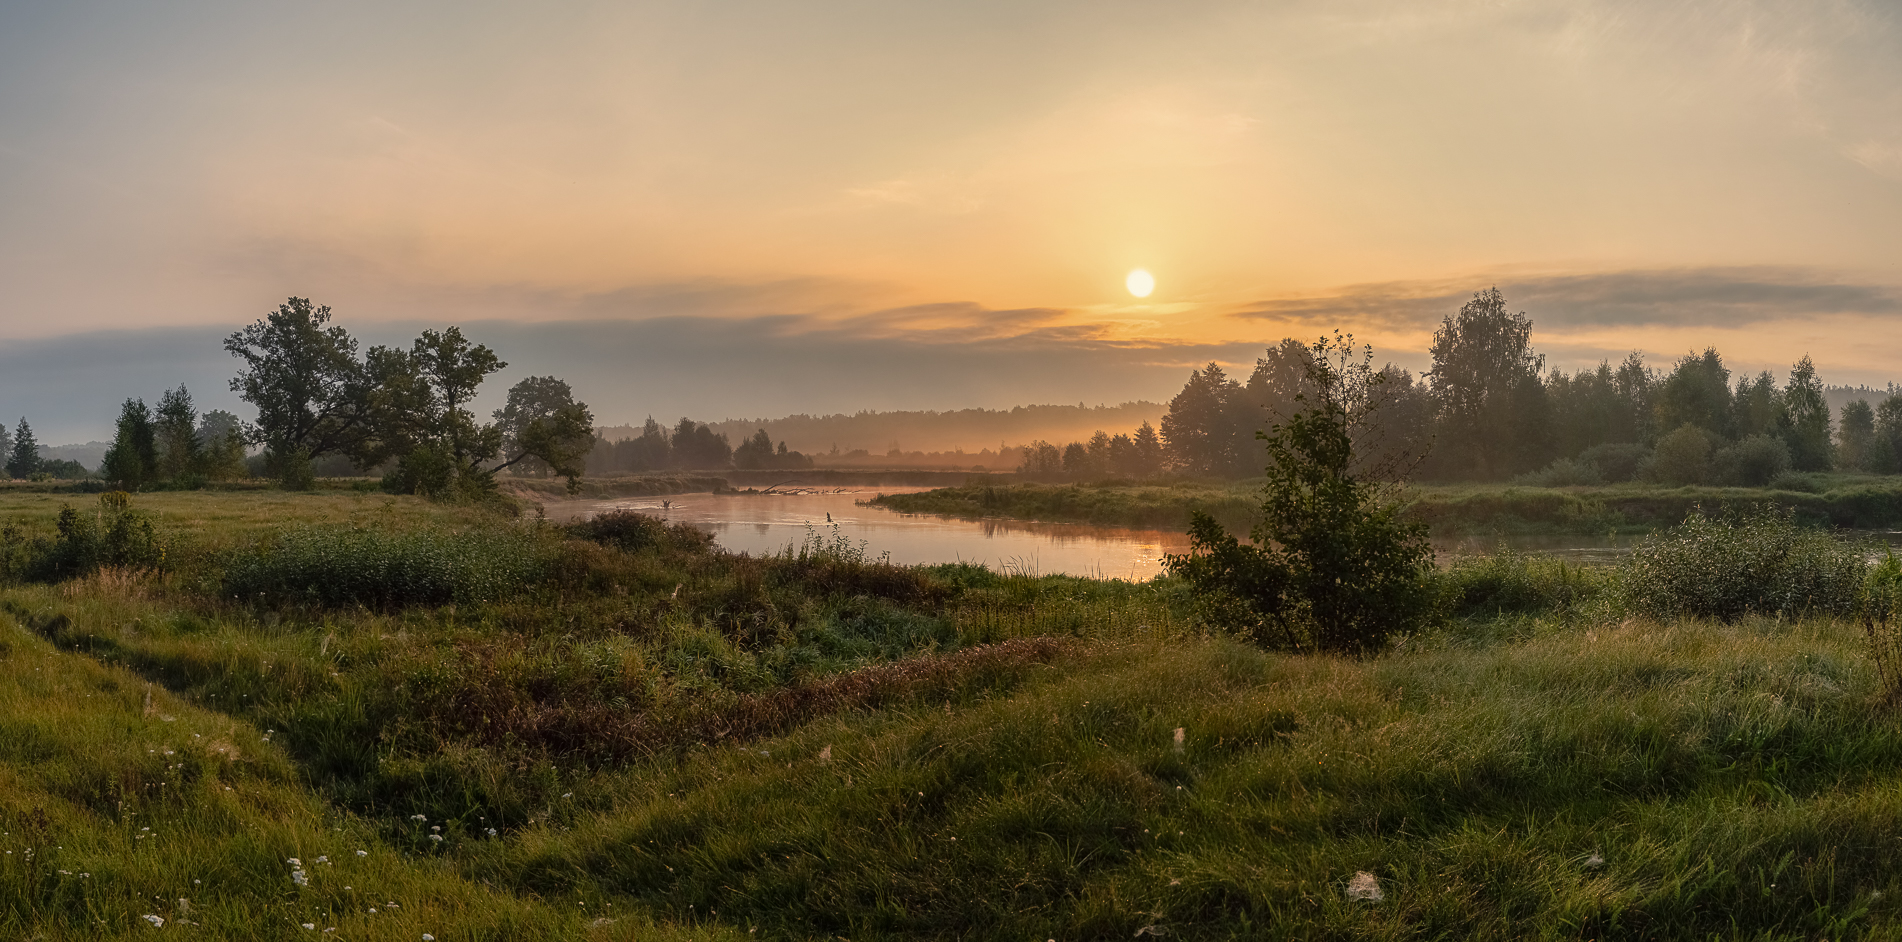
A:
[[428, 834, 443, 843], [302, 923, 315, 930], [291, 869, 309, 887], [142, 915, 165, 927], [315, 855, 329, 864], [486, 828, 497, 837], [410, 814, 426, 822], [356, 850, 368, 857], [1584, 853, 1605, 869], [1345, 871, 1383, 902], [286, 857, 301, 865]]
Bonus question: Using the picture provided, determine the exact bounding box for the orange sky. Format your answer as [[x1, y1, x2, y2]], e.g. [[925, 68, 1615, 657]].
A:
[[3, 1, 1901, 436]]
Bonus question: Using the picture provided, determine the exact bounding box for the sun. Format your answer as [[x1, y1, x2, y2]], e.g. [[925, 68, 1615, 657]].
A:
[[1126, 269, 1155, 298]]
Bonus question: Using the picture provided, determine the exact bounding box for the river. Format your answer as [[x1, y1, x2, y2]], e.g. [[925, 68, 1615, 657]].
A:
[[537, 488, 1902, 578], [540, 488, 1190, 580]]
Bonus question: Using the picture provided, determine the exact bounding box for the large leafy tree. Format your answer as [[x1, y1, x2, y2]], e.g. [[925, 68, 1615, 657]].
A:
[[1654, 348, 1734, 440], [224, 298, 375, 474], [1426, 288, 1549, 479], [490, 375, 595, 490]]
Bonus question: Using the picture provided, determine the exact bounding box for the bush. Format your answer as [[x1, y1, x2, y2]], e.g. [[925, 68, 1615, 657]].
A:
[[1710, 434, 1791, 487], [561, 509, 714, 555], [1577, 442, 1650, 483], [224, 525, 552, 608], [1645, 424, 1716, 485], [1166, 333, 1434, 653], [1512, 457, 1603, 487], [0, 493, 169, 582], [1621, 505, 1864, 621]]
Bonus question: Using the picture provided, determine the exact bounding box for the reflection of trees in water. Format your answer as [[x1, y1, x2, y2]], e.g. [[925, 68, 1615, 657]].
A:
[[975, 516, 1189, 552]]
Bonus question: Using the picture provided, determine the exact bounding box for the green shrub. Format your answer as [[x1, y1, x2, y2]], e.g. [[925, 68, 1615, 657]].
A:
[[1710, 434, 1791, 487], [1621, 505, 1864, 621], [1577, 442, 1650, 482], [223, 525, 552, 608], [1166, 334, 1434, 653], [561, 509, 714, 555], [1645, 423, 1716, 485], [0, 493, 169, 582]]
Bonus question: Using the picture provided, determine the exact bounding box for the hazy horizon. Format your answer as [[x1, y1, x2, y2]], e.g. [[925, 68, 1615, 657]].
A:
[[4, 1, 1901, 441]]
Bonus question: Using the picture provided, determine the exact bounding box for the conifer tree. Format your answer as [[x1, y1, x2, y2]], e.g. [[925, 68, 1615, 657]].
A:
[[6, 418, 40, 479]]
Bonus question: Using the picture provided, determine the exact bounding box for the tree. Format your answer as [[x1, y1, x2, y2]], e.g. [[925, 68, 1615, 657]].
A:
[[1017, 440, 1062, 475], [101, 399, 159, 489], [1061, 441, 1091, 475], [1839, 400, 1876, 472], [1781, 355, 1832, 471], [196, 409, 250, 481], [1130, 421, 1163, 477], [669, 418, 732, 469], [6, 418, 40, 480], [1732, 371, 1782, 440], [410, 327, 506, 468], [1161, 363, 1245, 476], [1425, 288, 1548, 479], [489, 376, 594, 490], [733, 428, 778, 470], [1166, 333, 1434, 653], [225, 298, 375, 478], [154, 385, 202, 482], [1654, 348, 1734, 441], [1871, 395, 1902, 474]]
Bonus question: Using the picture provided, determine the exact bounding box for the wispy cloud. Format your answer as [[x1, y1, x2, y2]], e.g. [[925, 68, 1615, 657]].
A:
[[1232, 266, 1902, 331]]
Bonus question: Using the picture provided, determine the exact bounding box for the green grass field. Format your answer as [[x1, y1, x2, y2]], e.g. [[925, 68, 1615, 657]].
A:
[[7, 484, 1902, 938]]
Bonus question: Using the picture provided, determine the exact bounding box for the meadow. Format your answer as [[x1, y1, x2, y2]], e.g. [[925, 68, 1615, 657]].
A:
[[5, 485, 1902, 938]]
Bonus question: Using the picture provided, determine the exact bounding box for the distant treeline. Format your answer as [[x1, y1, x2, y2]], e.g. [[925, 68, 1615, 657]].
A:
[[1149, 287, 1902, 485], [595, 402, 1165, 457], [588, 418, 817, 473]]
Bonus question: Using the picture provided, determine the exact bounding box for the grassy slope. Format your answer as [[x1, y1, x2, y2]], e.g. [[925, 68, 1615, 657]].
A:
[[871, 478, 1902, 535], [8, 488, 1902, 937]]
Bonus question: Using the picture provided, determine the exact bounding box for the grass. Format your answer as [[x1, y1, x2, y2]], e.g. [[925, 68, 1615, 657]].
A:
[[872, 477, 1902, 536], [7, 486, 1902, 937]]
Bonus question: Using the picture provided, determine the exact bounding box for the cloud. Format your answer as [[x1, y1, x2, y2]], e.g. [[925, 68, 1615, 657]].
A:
[[1232, 266, 1902, 331]]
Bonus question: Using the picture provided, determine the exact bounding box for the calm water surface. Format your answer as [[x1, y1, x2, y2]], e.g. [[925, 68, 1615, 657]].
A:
[[543, 488, 1191, 580]]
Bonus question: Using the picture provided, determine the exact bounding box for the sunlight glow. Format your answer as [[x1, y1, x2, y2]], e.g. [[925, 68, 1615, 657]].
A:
[[1126, 269, 1155, 298]]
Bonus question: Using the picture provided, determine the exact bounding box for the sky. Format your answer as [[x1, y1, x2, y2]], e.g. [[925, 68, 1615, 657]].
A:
[[3, 0, 1901, 442]]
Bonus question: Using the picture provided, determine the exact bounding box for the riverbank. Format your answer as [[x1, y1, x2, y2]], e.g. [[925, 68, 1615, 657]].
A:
[[869, 478, 1902, 535]]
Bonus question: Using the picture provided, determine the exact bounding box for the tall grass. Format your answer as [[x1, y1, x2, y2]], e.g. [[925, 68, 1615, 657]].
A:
[[221, 525, 554, 608]]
